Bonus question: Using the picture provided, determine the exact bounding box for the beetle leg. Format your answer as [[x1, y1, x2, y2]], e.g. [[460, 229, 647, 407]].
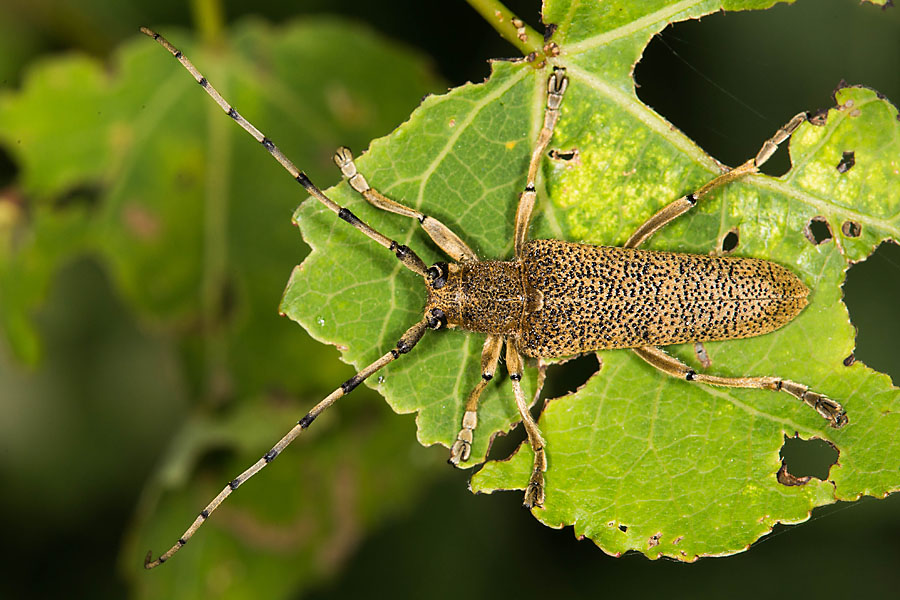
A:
[[334, 147, 478, 262], [514, 68, 568, 257], [450, 335, 503, 465], [632, 345, 848, 428], [506, 341, 548, 508], [625, 112, 809, 249]]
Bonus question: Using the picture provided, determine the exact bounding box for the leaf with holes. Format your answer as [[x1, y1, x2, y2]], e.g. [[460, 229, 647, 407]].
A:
[[281, 0, 900, 560]]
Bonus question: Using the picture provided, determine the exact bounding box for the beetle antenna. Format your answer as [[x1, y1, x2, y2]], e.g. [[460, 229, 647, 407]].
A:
[[140, 27, 428, 277], [144, 317, 431, 569]]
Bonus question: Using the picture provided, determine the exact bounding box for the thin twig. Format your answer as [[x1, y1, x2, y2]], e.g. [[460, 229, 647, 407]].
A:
[[465, 0, 544, 59]]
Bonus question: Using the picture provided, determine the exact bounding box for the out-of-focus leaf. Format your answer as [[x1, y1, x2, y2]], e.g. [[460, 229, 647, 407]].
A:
[[0, 17, 445, 597]]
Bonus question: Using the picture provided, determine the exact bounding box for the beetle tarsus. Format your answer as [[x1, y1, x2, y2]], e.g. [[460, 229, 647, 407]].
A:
[[524, 478, 545, 509], [448, 438, 471, 465]]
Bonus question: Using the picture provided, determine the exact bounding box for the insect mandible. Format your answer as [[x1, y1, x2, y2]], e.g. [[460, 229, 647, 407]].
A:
[[140, 27, 848, 569]]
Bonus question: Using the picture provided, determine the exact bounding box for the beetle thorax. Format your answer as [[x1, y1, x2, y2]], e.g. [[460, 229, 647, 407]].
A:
[[425, 260, 526, 335]]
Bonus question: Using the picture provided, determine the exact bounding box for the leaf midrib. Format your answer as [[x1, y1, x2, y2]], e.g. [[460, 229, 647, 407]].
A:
[[562, 0, 713, 54]]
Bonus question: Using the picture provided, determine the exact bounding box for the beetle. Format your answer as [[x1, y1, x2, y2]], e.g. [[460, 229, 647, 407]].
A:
[[140, 27, 847, 569]]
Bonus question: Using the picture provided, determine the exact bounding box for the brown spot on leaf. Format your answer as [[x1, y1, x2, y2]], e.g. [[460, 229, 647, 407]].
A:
[[648, 532, 661, 548]]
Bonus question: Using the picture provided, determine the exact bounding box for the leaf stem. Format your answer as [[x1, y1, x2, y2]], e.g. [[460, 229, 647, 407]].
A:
[[465, 0, 544, 59]]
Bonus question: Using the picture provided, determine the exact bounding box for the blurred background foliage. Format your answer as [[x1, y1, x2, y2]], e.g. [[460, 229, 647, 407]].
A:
[[0, 0, 897, 598]]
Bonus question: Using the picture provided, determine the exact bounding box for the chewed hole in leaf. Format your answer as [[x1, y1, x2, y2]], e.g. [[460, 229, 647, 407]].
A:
[[548, 148, 579, 162], [803, 216, 832, 245], [720, 228, 739, 253], [633, 18, 804, 176], [541, 353, 601, 399], [491, 353, 601, 462], [836, 150, 856, 173], [776, 464, 810, 486], [842, 241, 900, 376], [808, 109, 829, 126], [778, 435, 839, 484], [841, 220, 862, 238]]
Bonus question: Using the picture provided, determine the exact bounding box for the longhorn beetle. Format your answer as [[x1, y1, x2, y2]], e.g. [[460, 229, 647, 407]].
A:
[[140, 27, 848, 569]]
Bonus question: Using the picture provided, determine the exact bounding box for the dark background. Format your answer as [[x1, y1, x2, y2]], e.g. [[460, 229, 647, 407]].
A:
[[1, 0, 898, 598]]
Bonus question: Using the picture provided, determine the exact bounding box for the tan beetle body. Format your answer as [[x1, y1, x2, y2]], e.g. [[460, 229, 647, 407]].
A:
[[426, 238, 808, 358]]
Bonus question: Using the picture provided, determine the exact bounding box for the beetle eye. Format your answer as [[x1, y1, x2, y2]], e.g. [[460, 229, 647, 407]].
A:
[[426, 263, 448, 290], [427, 308, 447, 330]]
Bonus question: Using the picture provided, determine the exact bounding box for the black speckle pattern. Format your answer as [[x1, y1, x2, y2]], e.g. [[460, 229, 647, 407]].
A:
[[518, 240, 808, 358], [457, 261, 523, 334], [425, 239, 809, 359]]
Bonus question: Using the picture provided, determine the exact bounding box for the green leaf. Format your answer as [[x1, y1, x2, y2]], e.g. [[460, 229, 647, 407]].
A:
[[281, 61, 541, 463], [475, 84, 900, 559], [0, 17, 446, 596], [281, 1, 900, 560]]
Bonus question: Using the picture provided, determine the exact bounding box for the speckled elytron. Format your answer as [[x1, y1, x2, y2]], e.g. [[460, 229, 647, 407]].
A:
[[141, 28, 848, 570], [426, 239, 809, 357]]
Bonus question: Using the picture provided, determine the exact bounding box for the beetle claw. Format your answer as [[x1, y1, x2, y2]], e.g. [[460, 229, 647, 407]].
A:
[[449, 438, 471, 465], [524, 479, 545, 509]]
